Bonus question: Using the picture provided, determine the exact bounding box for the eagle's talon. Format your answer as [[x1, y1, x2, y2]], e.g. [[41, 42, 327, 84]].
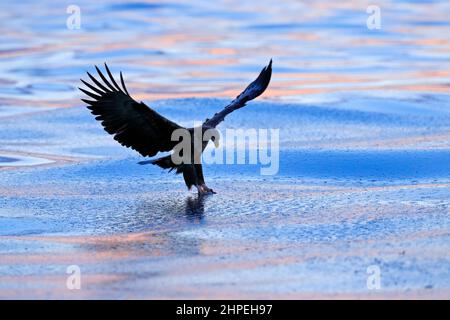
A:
[[196, 185, 207, 195], [197, 184, 216, 195]]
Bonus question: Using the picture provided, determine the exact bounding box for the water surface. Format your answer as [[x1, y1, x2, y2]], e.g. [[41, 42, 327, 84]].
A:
[[0, 0, 450, 299]]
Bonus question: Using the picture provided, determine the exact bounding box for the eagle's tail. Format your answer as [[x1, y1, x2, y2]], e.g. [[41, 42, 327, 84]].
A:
[[139, 156, 200, 190], [139, 155, 182, 174]]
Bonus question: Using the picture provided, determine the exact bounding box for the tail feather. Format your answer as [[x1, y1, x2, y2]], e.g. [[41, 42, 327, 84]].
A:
[[138, 160, 154, 165], [139, 155, 197, 189], [139, 155, 181, 174]]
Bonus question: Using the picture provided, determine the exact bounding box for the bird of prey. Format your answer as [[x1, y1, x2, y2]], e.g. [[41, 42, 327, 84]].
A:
[[79, 60, 272, 195]]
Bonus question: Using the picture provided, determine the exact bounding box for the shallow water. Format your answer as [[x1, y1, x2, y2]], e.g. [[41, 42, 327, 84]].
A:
[[1, 0, 450, 299]]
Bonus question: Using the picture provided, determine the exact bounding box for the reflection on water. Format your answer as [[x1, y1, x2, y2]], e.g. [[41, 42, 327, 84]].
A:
[[0, 0, 449, 109], [184, 196, 206, 222], [0, 156, 17, 163], [133, 194, 208, 231], [0, 153, 54, 167]]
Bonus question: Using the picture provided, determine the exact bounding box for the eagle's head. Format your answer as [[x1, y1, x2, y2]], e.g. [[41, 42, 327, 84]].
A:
[[203, 125, 220, 148]]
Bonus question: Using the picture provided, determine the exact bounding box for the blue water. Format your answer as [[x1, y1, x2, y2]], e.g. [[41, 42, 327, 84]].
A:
[[1, 0, 450, 299], [0, 157, 16, 163], [1, 0, 450, 104], [207, 149, 450, 180]]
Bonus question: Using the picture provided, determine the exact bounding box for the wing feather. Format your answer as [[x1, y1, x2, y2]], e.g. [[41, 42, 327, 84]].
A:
[[120, 72, 130, 95], [80, 64, 184, 157], [204, 59, 272, 128]]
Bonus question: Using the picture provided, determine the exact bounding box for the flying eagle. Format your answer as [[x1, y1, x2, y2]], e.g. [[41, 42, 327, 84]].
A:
[[79, 60, 272, 195]]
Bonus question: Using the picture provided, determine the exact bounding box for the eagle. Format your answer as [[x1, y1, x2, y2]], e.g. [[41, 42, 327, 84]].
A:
[[79, 60, 272, 195]]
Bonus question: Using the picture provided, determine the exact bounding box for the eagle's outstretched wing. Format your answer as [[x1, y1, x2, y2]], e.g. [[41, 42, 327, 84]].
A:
[[79, 64, 183, 157], [204, 59, 272, 128]]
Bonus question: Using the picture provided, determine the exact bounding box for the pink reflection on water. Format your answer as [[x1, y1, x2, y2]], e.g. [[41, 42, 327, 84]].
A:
[[0, 0, 449, 107]]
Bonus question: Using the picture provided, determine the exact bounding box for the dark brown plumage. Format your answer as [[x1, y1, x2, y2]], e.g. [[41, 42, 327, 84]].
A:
[[79, 60, 272, 194]]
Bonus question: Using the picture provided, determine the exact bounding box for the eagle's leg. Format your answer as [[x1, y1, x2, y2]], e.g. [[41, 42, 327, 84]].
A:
[[195, 164, 216, 195]]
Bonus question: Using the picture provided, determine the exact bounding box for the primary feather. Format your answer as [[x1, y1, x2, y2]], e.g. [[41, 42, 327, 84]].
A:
[[80, 63, 183, 157]]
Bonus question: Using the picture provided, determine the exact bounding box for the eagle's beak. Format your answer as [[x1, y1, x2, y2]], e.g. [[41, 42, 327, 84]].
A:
[[213, 137, 220, 148], [205, 127, 220, 148]]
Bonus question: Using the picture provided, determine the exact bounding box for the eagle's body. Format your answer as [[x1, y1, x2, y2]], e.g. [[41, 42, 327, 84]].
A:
[[142, 126, 214, 193], [80, 60, 272, 195]]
